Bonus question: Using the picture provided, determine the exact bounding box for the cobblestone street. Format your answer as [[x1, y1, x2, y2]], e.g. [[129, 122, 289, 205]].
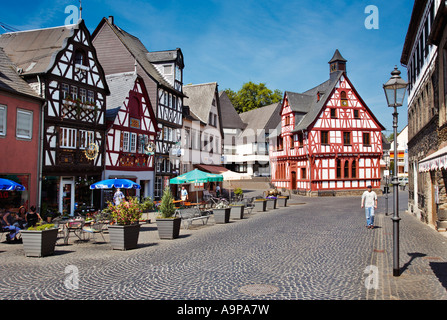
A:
[[0, 190, 446, 300]]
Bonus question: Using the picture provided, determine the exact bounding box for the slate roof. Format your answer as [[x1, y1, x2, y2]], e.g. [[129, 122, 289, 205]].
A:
[[183, 82, 218, 124], [218, 91, 246, 130], [93, 18, 181, 94], [0, 47, 43, 101], [0, 23, 78, 76], [147, 49, 184, 68], [105, 72, 138, 111], [239, 102, 282, 139]]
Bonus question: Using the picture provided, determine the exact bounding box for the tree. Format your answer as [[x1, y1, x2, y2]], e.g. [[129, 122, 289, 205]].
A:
[[224, 82, 283, 113]]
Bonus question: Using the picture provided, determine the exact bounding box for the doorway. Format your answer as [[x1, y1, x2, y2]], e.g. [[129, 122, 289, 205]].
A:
[[59, 177, 75, 216], [291, 171, 297, 190]]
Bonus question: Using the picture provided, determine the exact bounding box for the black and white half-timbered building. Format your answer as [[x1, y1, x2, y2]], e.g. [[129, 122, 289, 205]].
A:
[[0, 19, 110, 215], [93, 17, 184, 199]]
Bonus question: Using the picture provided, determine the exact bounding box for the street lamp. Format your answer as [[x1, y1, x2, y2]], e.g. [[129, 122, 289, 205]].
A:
[[383, 66, 408, 277]]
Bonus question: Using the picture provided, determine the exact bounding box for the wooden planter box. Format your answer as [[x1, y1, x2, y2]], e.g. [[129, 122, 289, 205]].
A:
[[108, 224, 140, 250], [266, 198, 277, 210], [253, 200, 267, 212], [21, 228, 59, 257], [213, 208, 231, 223], [277, 197, 288, 207], [230, 205, 244, 220], [156, 217, 181, 239]]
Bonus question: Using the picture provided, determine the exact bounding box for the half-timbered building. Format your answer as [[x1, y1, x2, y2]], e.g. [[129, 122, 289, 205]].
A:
[[0, 19, 110, 215], [105, 72, 158, 201], [92, 17, 184, 199], [270, 50, 385, 195]]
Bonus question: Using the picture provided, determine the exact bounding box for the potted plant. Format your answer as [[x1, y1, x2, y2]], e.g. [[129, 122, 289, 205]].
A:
[[21, 222, 59, 257], [277, 196, 288, 207], [107, 196, 142, 250], [253, 198, 267, 212], [213, 201, 231, 224], [265, 196, 277, 210], [156, 186, 181, 239], [229, 202, 245, 220]]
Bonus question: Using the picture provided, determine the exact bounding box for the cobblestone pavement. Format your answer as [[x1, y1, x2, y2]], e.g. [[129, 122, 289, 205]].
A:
[[0, 190, 446, 300]]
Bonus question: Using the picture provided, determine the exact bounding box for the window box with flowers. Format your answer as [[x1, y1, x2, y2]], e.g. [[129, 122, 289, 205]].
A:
[[106, 197, 142, 250]]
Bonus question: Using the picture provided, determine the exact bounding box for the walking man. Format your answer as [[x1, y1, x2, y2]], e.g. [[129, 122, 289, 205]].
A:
[[361, 185, 377, 229]]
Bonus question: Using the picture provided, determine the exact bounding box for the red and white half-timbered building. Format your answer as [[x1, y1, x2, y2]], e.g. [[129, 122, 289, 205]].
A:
[[0, 20, 110, 215], [105, 72, 159, 200], [270, 50, 385, 195]]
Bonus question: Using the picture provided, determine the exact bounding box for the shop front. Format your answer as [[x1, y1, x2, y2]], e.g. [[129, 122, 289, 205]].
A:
[[41, 175, 101, 217]]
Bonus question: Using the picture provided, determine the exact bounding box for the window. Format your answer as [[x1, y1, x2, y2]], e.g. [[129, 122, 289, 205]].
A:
[[330, 108, 337, 118], [129, 96, 141, 119], [354, 109, 359, 119], [130, 133, 137, 153], [351, 160, 357, 178], [301, 168, 306, 180], [79, 88, 87, 103], [71, 86, 78, 101], [74, 49, 86, 66], [61, 83, 69, 99], [123, 132, 130, 152], [336, 159, 342, 179], [60, 127, 77, 148], [79, 130, 94, 149], [321, 131, 329, 145], [343, 132, 351, 145], [344, 161, 349, 178], [363, 132, 371, 146], [16, 109, 33, 139], [87, 90, 95, 103], [0, 105, 6, 136]]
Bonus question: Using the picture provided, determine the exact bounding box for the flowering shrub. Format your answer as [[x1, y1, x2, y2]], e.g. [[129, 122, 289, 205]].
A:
[[107, 196, 142, 225]]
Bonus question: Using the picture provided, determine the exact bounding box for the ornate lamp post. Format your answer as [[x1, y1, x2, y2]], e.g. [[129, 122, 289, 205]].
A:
[[383, 66, 408, 277]]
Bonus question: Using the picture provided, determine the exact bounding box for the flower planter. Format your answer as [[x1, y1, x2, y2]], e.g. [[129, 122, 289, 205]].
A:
[[253, 200, 267, 212], [213, 208, 231, 223], [21, 228, 59, 257], [230, 205, 244, 220], [266, 198, 277, 210], [277, 197, 288, 207], [156, 217, 181, 239], [108, 224, 140, 250]]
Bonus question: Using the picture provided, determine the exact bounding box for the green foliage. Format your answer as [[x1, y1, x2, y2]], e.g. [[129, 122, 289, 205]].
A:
[[140, 197, 155, 212], [27, 223, 55, 231], [158, 186, 176, 218], [224, 82, 283, 113], [234, 188, 243, 196]]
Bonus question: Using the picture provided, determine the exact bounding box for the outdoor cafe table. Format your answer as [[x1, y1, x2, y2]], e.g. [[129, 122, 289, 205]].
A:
[[62, 219, 86, 245]]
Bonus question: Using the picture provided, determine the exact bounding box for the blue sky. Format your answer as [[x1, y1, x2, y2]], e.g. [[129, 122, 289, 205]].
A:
[[1, 0, 413, 134]]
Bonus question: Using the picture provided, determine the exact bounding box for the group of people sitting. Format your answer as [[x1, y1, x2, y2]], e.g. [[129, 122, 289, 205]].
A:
[[0, 205, 42, 243]]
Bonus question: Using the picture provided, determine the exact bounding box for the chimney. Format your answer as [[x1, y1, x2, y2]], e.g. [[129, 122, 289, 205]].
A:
[[108, 16, 114, 25]]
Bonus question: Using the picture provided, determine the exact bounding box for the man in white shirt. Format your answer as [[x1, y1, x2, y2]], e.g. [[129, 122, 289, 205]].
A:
[[361, 185, 378, 229], [181, 186, 189, 201]]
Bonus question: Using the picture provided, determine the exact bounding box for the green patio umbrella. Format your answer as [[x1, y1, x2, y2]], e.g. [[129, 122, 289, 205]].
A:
[[170, 169, 223, 202]]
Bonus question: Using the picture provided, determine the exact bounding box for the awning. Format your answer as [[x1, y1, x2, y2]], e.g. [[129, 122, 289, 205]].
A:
[[194, 164, 229, 174], [418, 146, 447, 172]]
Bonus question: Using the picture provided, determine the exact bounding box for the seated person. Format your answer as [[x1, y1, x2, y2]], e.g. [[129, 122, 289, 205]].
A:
[[26, 205, 42, 228], [1, 209, 22, 242]]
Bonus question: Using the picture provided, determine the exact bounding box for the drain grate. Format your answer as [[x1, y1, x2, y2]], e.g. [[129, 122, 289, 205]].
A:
[[238, 284, 279, 296]]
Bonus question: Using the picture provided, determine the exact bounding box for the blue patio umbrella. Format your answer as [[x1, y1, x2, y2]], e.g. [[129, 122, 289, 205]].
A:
[[0, 178, 26, 191], [89, 178, 141, 190]]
